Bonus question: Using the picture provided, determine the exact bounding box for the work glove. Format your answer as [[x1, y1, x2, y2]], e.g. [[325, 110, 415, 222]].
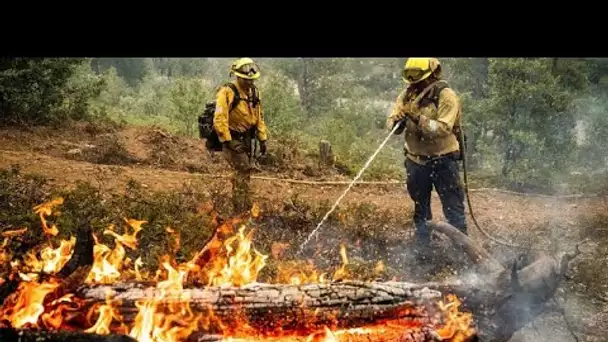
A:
[[392, 110, 408, 123], [402, 101, 421, 123], [224, 140, 245, 153], [259, 140, 267, 156], [406, 111, 421, 125], [391, 101, 415, 124]]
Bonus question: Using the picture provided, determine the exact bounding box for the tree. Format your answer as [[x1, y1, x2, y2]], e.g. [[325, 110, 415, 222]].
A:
[[485, 58, 575, 187], [168, 77, 209, 137], [91, 58, 152, 87], [151, 58, 210, 77], [0, 58, 103, 126], [267, 58, 353, 117]]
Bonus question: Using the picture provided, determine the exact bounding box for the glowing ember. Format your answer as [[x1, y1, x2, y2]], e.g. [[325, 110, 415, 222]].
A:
[[0, 198, 477, 342]]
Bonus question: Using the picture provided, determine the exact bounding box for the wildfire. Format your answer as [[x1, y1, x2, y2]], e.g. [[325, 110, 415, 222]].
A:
[[0, 197, 477, 342]]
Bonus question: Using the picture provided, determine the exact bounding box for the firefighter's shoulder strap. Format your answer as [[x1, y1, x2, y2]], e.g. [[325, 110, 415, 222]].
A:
[[221, 82, 241, 112], [427, 80, 450, 107]]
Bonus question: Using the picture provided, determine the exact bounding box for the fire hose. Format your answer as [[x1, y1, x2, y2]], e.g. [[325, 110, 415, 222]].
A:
[[455, 115, 534, 249]]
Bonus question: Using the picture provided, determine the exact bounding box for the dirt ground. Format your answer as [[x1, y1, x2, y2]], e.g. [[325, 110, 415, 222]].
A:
[[0, 123, 602, 235], [1, 122, 607, 341]]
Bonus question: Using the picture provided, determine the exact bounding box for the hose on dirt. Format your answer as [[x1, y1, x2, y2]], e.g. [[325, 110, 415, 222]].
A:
[[456, 115, 541, 250]]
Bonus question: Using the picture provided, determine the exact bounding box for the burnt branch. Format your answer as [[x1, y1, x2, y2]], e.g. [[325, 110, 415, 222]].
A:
[[426, 221, 505, 274], [56, 225, 94, 279], [423, 220, 579, 341]]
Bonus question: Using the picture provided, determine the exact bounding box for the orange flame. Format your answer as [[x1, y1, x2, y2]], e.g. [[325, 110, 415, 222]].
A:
[[0, 199, 477, 342], [208, 225, 267, 287], [435, 294, 475, 342], [0, 280, 60, 328], [86, 219, 146, 284], [33, 197, 64, 237]]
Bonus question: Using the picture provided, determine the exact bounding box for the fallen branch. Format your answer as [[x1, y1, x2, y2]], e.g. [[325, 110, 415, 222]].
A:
[[426, 220, 579, 342]]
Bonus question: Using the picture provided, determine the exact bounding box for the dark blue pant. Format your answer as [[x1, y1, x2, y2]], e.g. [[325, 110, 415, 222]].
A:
[[405, 156, 467, 248]]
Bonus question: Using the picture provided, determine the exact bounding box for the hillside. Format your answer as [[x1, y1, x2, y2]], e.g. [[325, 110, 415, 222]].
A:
[[1, 122, 607, 341]]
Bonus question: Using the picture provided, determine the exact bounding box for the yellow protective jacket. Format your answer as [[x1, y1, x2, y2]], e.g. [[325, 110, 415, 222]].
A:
[[387, 81, 462, 165], [213, 81, 268, 143]]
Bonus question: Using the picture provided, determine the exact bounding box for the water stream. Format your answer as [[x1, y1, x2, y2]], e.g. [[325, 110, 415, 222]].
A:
[[296, 120, 403, 256]]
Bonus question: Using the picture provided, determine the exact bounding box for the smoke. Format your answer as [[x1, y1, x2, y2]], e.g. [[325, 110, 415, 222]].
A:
[[573, 90, 608, 170]]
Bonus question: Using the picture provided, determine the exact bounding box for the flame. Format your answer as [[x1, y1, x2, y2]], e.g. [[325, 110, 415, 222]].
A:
[[208, 225, 267, 287], [2, 227, 28, 238], [250, 203, 260, 218], [435, 294, 474, 342], [85, 219, 146, 284], [0, 199, 477, 342], [275, 260, 329, 285], [0, 280, 60, 328], [331, 244, 350, 281], [33, 197, 64, 237], [128, 259, 201, 342]]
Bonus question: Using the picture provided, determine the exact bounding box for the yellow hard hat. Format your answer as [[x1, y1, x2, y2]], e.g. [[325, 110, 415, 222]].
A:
[[402, 57, 440, 84], [230, 57, 261, 80]]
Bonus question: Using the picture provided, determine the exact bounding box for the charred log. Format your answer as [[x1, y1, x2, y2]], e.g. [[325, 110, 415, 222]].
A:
[[426, 221, 578, 342], [56, 225, 94, 279], [187, 326, 451, 342], [54, 225, 95, 294], [0, 327, 136, 342], [78, 281, 447, 335]]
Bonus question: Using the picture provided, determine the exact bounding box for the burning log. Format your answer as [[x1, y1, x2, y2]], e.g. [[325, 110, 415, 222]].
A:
[[78, 281, 446, 330], [0, 326, 136, 342]]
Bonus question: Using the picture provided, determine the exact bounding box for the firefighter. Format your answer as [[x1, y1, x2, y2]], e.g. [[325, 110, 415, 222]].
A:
[[213, 58, 268, 213], [386, 57, 467, 260]]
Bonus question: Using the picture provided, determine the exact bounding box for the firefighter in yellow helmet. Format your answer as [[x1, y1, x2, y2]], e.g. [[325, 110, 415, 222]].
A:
[[213, 58, 268, 213], [386, 57, 467, 261]]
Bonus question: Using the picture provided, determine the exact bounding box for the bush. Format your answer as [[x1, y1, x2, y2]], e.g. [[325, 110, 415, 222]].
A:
[[0, 58, 104, 126]]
